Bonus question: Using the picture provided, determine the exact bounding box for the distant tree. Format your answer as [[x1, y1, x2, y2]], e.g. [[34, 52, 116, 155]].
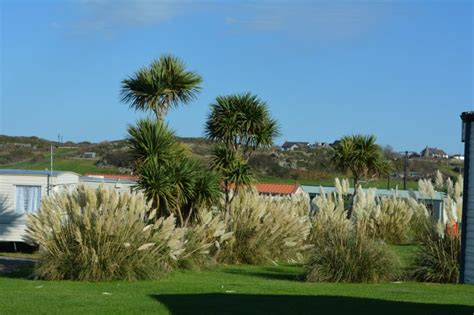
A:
[[121, 55, 203, 121], [332, 134, 390, 218], [205, 93, 279, 161]]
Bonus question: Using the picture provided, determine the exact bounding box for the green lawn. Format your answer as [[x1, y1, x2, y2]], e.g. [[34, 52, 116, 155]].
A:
[[1, 262, 473, 314]]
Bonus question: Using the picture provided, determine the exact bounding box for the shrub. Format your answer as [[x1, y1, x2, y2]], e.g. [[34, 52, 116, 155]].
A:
[[307, 184, 398, 283], [25, 186, 221, 281], [411, 221, 460, 283], [305, 226, 398, 283], [217, 191, 311, 264]]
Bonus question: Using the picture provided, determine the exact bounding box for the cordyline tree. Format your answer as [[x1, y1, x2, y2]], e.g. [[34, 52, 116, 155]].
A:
[[331, 134, 391, 218], [121, 55, 203, 121], [127, 119, 221, 227], [205, 93, 280, 211]]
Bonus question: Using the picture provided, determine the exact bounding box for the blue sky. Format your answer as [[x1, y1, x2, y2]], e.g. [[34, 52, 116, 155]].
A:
[[0, 0, 472, 154]]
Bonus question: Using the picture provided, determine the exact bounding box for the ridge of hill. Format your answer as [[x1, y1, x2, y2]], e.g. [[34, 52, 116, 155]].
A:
[[0, 135, 462, 189]]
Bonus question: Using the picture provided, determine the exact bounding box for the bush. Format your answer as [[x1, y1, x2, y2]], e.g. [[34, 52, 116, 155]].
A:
[[217, 191, 312, 264], [307, 185, 398, 283], [305, 227, 398, 283], [411, 221, 460, 283], [25, 186, 224, 281]]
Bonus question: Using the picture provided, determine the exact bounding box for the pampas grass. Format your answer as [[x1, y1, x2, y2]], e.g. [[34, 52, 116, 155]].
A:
[[217, 191, 312, 264], [26, 186, 227, 281]]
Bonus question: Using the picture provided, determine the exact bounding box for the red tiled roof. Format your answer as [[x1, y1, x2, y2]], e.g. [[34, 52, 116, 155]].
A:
[[255, 183, 300, 195], [85, 173, 138, 180]]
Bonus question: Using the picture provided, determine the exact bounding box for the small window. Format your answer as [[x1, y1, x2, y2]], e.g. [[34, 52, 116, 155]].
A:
[[15, 185, 42, 214]]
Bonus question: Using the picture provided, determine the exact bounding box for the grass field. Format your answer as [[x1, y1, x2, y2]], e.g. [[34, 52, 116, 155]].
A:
[[2, 158, 120, 175], [1, 246, 473, 314]]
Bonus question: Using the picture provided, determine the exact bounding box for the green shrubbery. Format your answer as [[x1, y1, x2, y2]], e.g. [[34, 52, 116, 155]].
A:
[[411, 221, 461, 283], [305, 231, 398, 283], [306, 187, 398, 283]]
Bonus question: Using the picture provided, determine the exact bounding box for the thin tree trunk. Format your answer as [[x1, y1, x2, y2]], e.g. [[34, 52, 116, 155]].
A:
[[184, 205, 193, 227]]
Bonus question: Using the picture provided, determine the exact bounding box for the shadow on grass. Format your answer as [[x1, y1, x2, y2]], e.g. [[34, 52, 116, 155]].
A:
[[223, 266, 303, 282], [151, 293, 474, 315], [0, 257, 35, 279]]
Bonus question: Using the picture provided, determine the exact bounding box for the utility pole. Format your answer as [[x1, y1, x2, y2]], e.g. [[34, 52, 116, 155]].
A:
[[48, 144, 53, 196], [403, 150, 408, 190]]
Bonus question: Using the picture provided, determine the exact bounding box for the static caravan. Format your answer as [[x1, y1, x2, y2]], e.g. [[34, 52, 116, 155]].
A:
[[460, 112, 474, 284], [79, 174, 136, 193], [302, 185, 445, 220], [0, 169, 79, 242]]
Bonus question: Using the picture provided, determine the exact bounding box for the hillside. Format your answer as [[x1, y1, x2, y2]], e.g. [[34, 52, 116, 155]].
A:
[[0, 135, 463, 189]]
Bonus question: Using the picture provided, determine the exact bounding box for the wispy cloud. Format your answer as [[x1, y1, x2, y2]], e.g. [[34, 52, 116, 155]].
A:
[[55, 0, 387, 40], [62, 0, 194, 36], [223, 2, 387, 40]]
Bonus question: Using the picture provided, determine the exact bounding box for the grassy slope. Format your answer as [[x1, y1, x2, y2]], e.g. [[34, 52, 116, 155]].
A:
[[3, 158, 120, 175], [1, 263, 473, 315]]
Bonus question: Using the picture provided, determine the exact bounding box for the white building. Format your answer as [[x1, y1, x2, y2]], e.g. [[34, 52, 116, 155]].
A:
[[0, 169, 79, 242], [461, 112, 474, 284]]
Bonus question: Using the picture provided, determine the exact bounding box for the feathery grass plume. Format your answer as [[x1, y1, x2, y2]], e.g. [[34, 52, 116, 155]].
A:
[[309, 185, 351, 244], [178, 210, 231, 269], [217, 190, 312, 264], [411, 220, 460, 283], [26, 185, 191, 281], [434, 170, 444, 190], [418, 179, 436, 199], [353, 188, 414, 244]]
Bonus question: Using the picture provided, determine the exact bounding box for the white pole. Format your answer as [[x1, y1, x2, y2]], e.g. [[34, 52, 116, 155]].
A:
[[50, 144, 53, 194]]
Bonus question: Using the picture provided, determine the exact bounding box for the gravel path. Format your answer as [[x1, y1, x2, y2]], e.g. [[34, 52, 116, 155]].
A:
[[0, 256, 36, 274]]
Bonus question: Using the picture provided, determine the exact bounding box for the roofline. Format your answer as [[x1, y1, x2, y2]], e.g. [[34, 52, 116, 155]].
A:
[[0, 169, 80, 177], [461, 111, 474, 122]]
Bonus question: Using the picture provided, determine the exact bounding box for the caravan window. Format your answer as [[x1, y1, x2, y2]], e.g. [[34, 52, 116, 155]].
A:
[[15, 185, 41, 214]]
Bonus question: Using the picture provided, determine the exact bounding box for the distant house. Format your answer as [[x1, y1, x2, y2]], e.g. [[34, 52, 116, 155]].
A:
[[281, 141, 309, 151], [451, 154, 465, 161], [255, 183, 304, 197], [83, 152, 96, 159], [0, 169, 79, 242], [420, 146, 449, 159], [314, 142, 330, 148]]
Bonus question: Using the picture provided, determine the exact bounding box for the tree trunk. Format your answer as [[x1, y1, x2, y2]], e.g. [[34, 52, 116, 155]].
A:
[[184, 205, 193, 227], [154, 107, 163, 121]]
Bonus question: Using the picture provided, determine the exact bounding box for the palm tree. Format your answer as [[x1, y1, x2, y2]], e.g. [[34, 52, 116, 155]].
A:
[[127, 119, 220, 226], [205, 93, 279, 161], [211, 145, 254, 212], [121, 55, 203, 121], [332, 134, 390, 218]]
